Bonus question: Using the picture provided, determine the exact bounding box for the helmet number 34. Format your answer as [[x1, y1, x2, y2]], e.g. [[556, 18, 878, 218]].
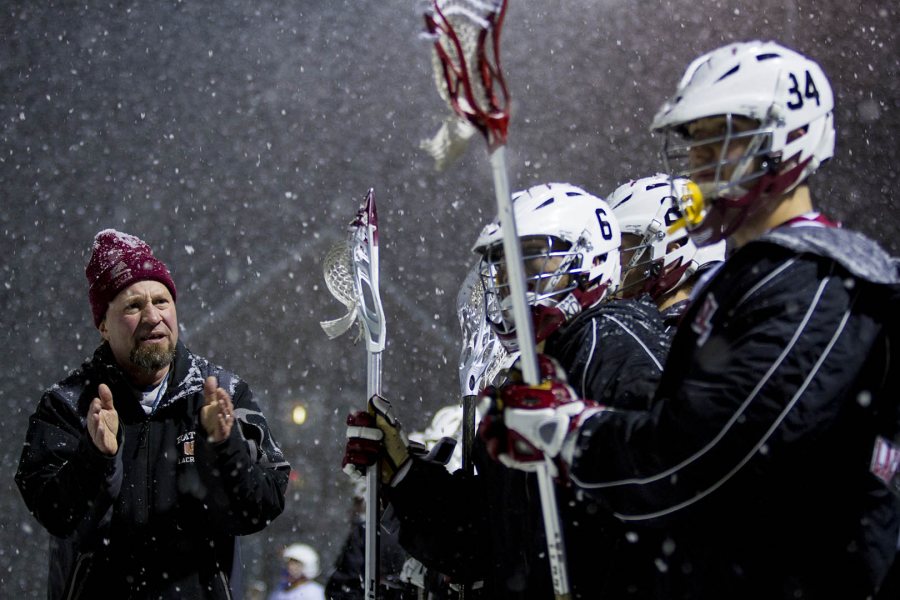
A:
[[787, 70, 821, 110]]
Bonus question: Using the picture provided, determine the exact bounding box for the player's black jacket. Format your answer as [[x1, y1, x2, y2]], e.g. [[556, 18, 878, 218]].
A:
[[15, 340, 290, 600], [386, 296, 670, 599], [570, 223, 900, 599]]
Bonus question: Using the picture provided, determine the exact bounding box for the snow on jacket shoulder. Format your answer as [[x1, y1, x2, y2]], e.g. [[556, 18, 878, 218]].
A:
[[546, 294, 670, 409], [15, 340, 290, 600]]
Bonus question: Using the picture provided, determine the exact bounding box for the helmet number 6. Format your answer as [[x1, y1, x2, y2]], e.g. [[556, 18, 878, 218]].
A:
[[595, 208, 614, 241]]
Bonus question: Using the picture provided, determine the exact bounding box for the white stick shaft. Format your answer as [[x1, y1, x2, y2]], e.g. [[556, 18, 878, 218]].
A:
[[488, 147, 539, 385], [365, 351, 383, 600], [537, 467, 572, 598], [489, 145, 571, 598]]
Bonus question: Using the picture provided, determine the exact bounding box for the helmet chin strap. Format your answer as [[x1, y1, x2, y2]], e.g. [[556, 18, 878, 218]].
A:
[[530, 283, 609, 343], [492, 281, 610, 351]]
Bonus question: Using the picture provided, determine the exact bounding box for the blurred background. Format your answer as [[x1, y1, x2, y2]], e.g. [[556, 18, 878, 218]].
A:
[[1, 0, 897, 596]]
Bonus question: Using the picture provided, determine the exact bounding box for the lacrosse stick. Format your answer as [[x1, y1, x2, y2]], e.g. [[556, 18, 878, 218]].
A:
[[423, 2, 570, 597], [454, 263, 508, 600], [321, 188, 385, 600], [422, 0, 536, 383], [457, 261, 507, 474]]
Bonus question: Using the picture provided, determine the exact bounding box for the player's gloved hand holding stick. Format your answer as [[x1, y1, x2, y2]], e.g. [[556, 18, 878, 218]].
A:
[[479, 355, 605, 478], [343, 395, 412, 485]]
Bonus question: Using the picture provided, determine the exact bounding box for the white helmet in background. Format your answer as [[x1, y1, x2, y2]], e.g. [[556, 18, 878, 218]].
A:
[[651, 40, 835, 246], [608, 174, 726, 300], [408, 404, 467, 473], [472, 183, 621, 350], [282, 543, 320, 579], [421, 405, 463, 443]]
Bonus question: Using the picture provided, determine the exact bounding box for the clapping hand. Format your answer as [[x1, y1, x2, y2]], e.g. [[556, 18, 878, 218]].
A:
[[200, 376, 235, 443], [88, 383, 119, 455]]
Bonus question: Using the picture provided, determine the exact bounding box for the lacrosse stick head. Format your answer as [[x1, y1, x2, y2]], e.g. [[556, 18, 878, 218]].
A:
[[423, 0, 510, 151], [350, 189, 386, 353], [457, 260, 507, 396], [320, 188, 386, 354]]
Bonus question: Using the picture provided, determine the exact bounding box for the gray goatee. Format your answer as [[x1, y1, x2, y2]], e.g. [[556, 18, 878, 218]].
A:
[[130, 342, 176, 372]]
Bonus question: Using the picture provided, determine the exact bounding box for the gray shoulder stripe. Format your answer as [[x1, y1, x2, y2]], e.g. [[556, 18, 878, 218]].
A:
[[604, 315, 663, 371], [573, 276, 832, 492], [735, 257, 798, 309], [614, 289, 853, 521], [581, 319, 599, 398]]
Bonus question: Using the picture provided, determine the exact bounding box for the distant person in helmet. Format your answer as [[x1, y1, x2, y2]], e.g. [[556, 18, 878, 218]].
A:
[[269, 543, 325, 600], [484, 41, 900, 599]]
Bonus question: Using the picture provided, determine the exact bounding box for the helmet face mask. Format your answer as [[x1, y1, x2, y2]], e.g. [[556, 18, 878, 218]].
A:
[[651, 41, 835, 246], [479, 235, 581, 338], [664, 115, 770, 202], [473, 183, 621, 350], [608, 175, 725, 300], [617, 232, 677, 298], [661, 114, 775, 245]]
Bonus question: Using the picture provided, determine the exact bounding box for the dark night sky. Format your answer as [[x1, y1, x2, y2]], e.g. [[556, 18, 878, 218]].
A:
[[1, 1, 897, 596]]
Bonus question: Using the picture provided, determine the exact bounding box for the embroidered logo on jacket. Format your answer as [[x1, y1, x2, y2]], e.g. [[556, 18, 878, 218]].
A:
[[691, 293, 719, 347], [871, 435, 900, 492], [176, 431, 196, 464]]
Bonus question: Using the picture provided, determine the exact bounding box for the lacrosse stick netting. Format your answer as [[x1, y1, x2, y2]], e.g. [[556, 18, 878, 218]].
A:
[[423, 0, 537, 384], [320, 241, 361, 341], [423, 0, 510, 151]]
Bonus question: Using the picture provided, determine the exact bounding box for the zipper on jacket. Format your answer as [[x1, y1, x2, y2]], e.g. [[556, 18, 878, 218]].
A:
[[133, 419, 151, 524], [134, 420, 150, 457]]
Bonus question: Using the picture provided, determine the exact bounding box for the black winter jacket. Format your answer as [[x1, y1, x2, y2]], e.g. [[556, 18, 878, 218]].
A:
[[570, 224, 900, 599], [15, 340, 290, 600], [386, 297, 670, 599]]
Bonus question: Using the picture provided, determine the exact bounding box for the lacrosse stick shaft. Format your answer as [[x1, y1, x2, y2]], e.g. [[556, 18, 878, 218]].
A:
[[537, 468, 572, 600], [488, 146, 539, 384], [365, 351, 383, 600], [458, 394, 477, 600], [490, 146, 571, 599], [461, 395, 476, 477]]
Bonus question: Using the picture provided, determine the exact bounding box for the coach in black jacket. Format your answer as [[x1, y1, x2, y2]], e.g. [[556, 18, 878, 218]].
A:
[[15, 229, 290, 600]]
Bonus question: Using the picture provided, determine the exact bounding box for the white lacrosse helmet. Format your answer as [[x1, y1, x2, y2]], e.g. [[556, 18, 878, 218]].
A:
[[608, 174, 726, 301], [472, 183, 621, 350], [651, 41, 835, 246], [412, 404, 466, 472], [282, 543, 320, 579]]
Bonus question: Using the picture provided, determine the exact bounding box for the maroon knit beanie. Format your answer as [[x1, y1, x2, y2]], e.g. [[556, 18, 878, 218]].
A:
[[85, 229, 177, 327]]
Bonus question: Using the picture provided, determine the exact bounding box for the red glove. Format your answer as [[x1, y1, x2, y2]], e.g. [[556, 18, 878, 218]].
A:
[[478, 355, 602, 475], [342, 395, 411, 484], [342, 410, 382, 480]]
